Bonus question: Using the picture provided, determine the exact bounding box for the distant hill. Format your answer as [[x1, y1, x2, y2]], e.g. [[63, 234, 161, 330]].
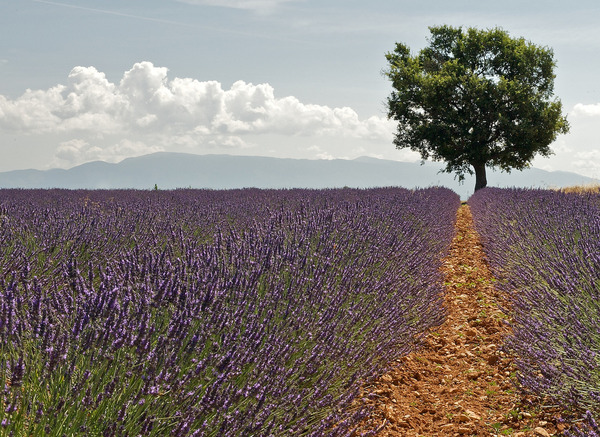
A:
[[0, 152, 597, 199]]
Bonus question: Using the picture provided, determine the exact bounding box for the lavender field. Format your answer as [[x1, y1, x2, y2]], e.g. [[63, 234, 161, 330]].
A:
[[469, 188, 600, 434], [0, 187, 459, 435]]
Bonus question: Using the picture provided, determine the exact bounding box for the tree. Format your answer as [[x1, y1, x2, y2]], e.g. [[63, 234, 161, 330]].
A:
[[385, 25, 570, 192]]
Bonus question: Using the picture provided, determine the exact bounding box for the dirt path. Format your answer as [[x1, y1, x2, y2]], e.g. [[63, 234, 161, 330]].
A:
[[355, 204, 565, 436]]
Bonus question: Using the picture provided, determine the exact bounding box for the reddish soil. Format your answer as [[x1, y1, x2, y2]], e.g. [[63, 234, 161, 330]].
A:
[[353, 204, 567, 436]]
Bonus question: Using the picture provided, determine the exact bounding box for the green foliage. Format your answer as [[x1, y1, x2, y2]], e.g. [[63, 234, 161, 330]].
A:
[[385, 25, 570, 191]]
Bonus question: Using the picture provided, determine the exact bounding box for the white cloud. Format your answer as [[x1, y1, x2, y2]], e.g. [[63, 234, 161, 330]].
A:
[[55, 139, 96, 162], [572, 150, 600, 176], [207, 135, 251, 149], [0, 61, 395, 165], [571, 103, 600, 117], [307, 145, 336, 160], [54, 138, 163, 167], [549, 139, 573, 154]]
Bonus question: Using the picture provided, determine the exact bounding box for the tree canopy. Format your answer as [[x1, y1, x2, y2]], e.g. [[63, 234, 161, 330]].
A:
[[385, 25, 570, 192]]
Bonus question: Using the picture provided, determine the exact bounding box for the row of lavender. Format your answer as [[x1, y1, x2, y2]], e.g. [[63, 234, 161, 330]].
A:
[[0, 187, 459, 436], [469, 188, 600, 433]]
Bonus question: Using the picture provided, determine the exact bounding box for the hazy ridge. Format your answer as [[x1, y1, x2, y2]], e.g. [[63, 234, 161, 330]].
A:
[[0, 152, 596, 199]]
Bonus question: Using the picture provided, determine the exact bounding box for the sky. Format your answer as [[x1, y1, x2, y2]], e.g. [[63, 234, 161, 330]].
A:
[[1, 0, 600, 178]]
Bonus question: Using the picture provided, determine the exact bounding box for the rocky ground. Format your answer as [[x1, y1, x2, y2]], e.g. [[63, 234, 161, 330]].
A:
[[353, 204, 568, 436]]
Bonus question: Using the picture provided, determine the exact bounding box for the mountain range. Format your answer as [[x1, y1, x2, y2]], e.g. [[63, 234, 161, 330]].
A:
[[0, 152, 596, 199]]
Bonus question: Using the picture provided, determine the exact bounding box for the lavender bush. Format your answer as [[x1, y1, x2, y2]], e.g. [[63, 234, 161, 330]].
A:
[[0, 187, 459, 435], [469, 187, 600, 429], [564, 412, 600, 437]]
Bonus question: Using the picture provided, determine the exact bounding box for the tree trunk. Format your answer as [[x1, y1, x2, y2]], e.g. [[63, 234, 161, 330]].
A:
[[473, 163, 487, 192]]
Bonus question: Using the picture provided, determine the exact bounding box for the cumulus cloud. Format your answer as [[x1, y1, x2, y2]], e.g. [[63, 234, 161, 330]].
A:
[[54, 138, 163, 167], [0, 62, 393, 140], [549, 139, 573, 154], [0, 61, 396, 166], [307, 145, 337, 160], [0, 66, 126, 134], [571, 103, 600, 117], [572, 150, 600, 175]]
